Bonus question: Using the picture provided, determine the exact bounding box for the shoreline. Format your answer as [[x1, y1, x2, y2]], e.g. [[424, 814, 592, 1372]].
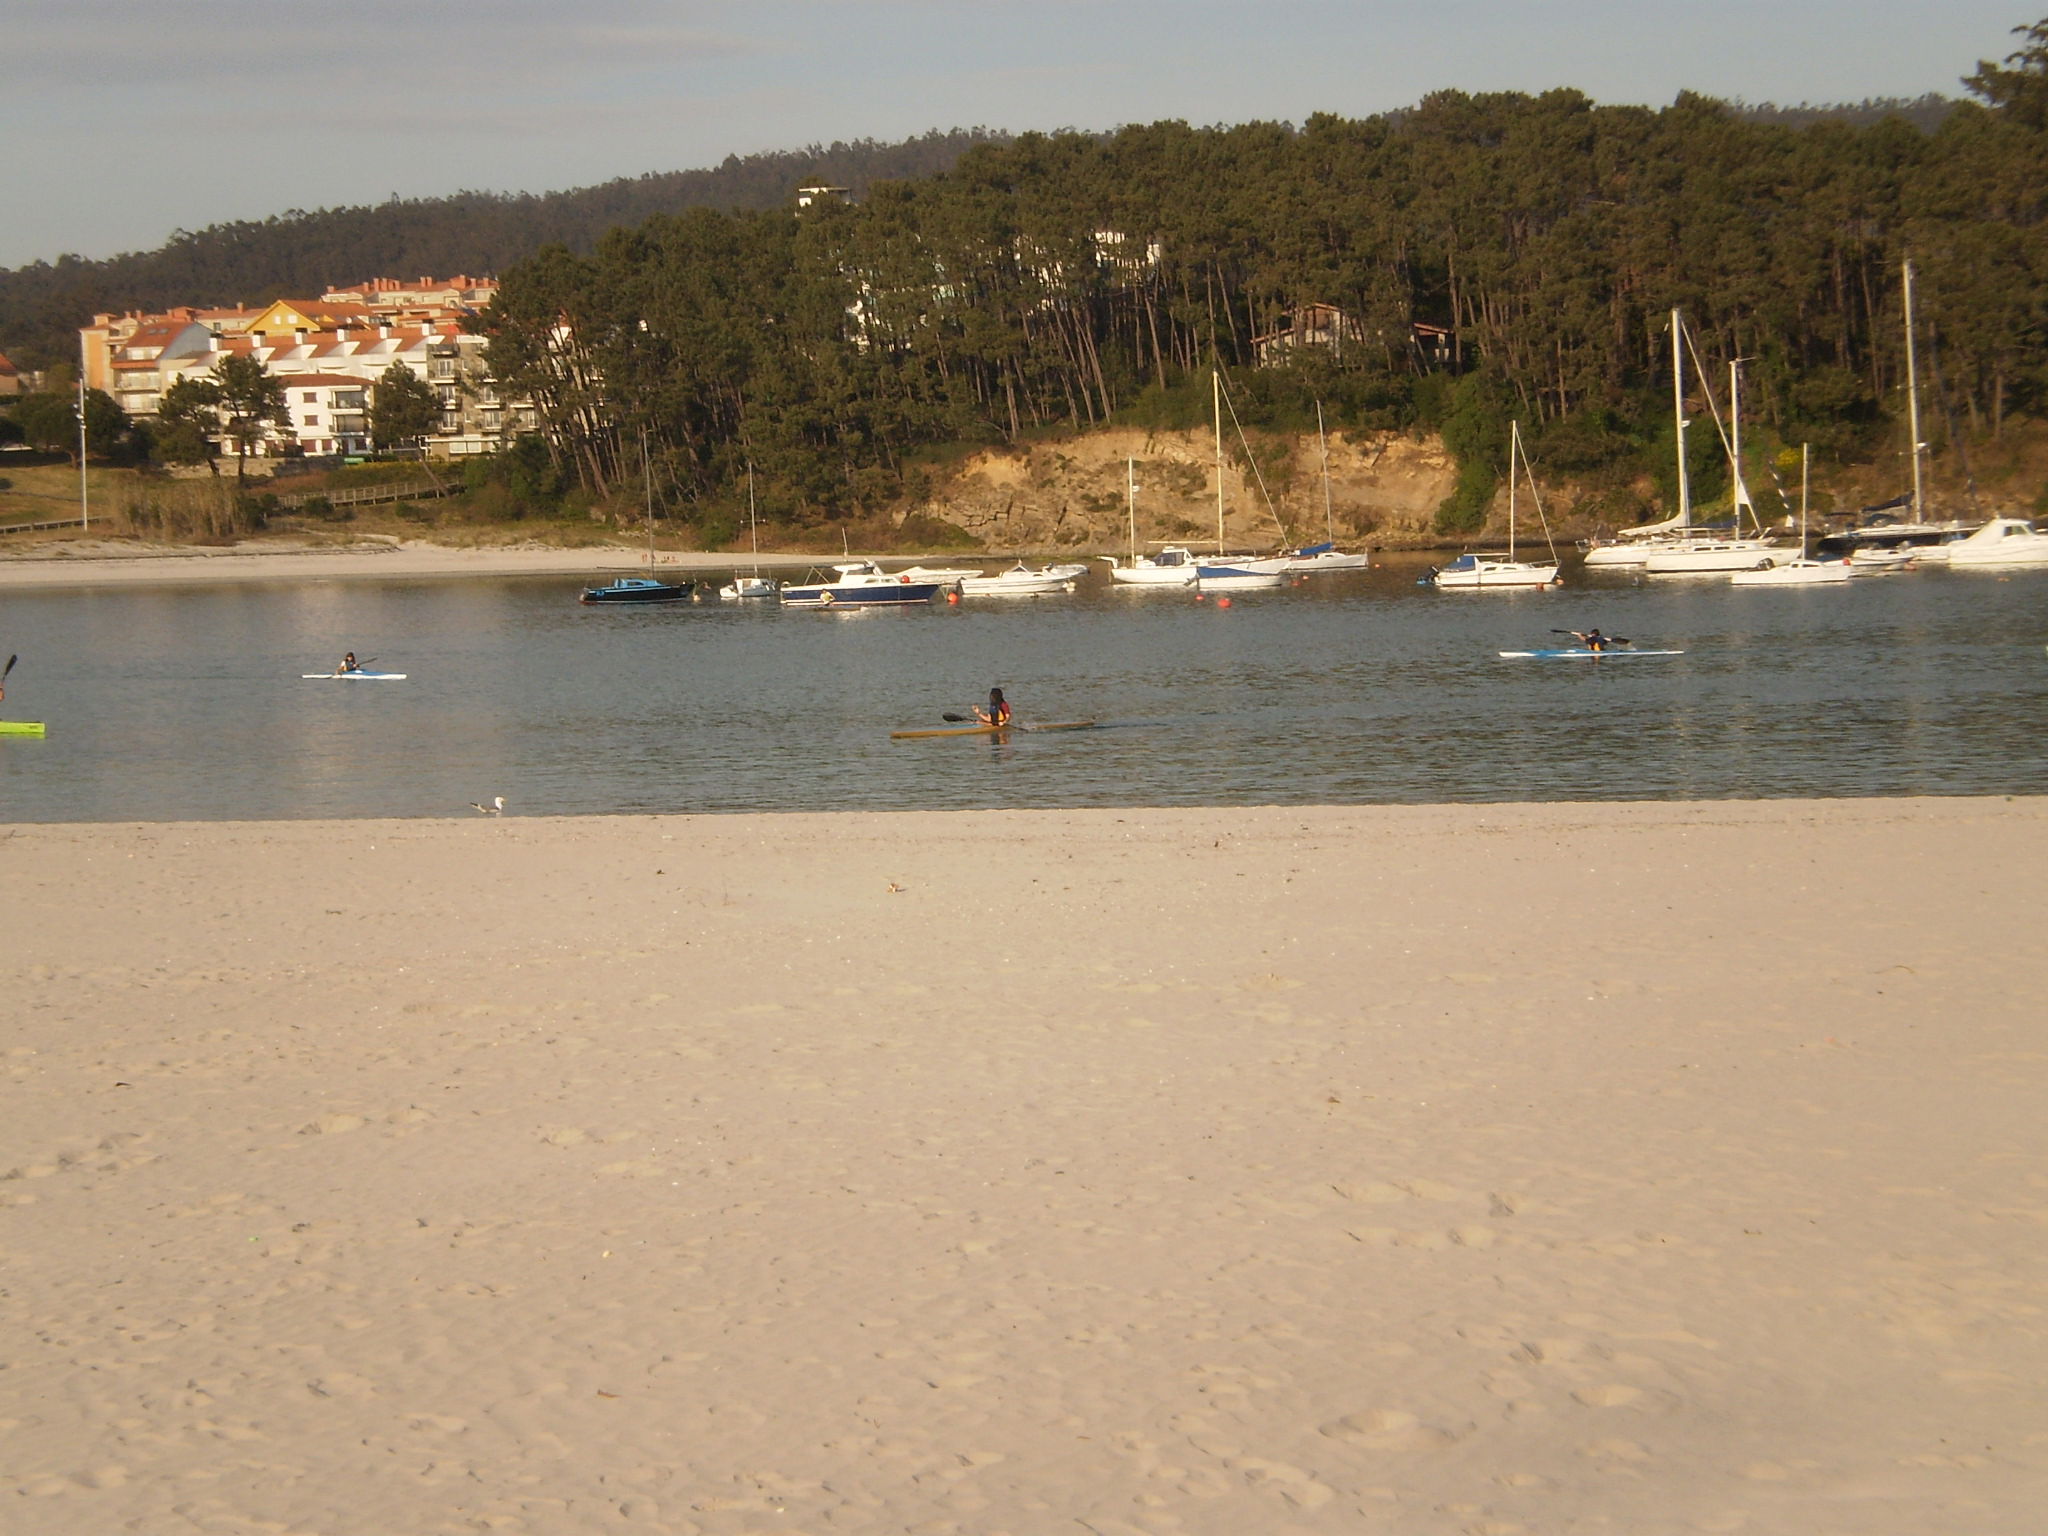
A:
[[6, 795, 2046, 1530], [0, 535, 844, 589]]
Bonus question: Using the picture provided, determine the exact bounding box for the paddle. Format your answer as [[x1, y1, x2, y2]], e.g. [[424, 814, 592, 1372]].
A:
[[1550, 629, 1632, 647], [1, 654, 15, 683]]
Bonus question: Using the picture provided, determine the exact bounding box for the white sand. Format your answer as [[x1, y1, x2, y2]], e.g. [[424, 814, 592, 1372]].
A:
[[0, 539, 827, 589], [3, 799, 2045, 1534]]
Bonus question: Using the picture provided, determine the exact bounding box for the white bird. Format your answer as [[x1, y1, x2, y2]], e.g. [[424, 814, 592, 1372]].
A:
[[469, 796, 505, 815]]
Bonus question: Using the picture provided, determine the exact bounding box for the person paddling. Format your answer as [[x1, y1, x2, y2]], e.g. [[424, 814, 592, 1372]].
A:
[[338, 652, 361, 675], [975, 686, 1012, 727], [1570, 628, 1612, 653]]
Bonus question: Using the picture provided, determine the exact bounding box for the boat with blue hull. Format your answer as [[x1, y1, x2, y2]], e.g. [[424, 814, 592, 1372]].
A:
[[580, 576, 695, 605], [779, 561, 944, 609]]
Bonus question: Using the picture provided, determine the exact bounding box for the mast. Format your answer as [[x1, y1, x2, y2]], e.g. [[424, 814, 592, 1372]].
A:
[[641, 428, 655, 575], [1671, 308, 1690, 529], [1903, 259, 1925, 522], [1800, 442, 1810, 551], [1729, 359, 1751, 536], [1316, 400, 1333, 544], [746, 460, 760, 576], [1125, 456, 1137, 566], [1508, 421, 1520, 560], [77, 329, 89, 531], [1212, 370, 1226, 552]]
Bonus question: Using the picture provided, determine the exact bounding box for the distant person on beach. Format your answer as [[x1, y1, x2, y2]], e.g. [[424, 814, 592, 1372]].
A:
[[975, 687, 1012, 727]]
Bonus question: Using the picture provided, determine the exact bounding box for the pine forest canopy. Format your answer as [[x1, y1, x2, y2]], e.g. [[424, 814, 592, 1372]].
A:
[[0, 130, 1005, 368], [476, 20, 2048, 528]]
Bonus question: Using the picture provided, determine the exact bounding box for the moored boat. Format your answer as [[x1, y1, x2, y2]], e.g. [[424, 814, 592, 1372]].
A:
[[1431, 420, 1561, 590], [1929, 516, 2048, 568], [581, 575, 695, 604], [779, 561, 944, 608], [956, 562, 1090, 596]]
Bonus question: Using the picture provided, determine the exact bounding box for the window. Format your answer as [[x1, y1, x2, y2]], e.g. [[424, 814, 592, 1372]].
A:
[[303, 415, 318, 427], [302, 391, 317, 403]]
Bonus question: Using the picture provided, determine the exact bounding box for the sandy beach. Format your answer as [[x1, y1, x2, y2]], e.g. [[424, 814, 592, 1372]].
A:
[[0, 538, 830, 590], [4, 798, 2045, 1534]]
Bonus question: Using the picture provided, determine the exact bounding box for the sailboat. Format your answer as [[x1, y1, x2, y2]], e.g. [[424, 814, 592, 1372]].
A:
[[1429, 420, 1561, 589], [719, 462, 779, 600], [1196, 372, 1291, 591], [1642, 354, 1783, 574], [582, 431, 696, 604], [1844, 260, 1980, 558], [1284, 401, 1371, 572], [1731, 444, 1849, 585], [1100, 456, 1201, 587]]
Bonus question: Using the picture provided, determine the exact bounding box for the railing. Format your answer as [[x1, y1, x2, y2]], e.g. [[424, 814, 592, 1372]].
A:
[[272, 477, 451, 509], [0, 515, 91, 535]]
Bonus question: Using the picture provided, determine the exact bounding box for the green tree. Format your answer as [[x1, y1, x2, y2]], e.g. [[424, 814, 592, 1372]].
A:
[[12, 392, 78, 460], [370, 362, 441, 452], [154, 375, 222, 470], [1964, 16, 2048, 128], [209, 354, 289, 482]]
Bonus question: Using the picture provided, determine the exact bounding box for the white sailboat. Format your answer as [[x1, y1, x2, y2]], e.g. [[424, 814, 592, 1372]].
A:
[[1430, 420, 1561, 589], [1101, 457, 1200, 587], [1197, 372, 1290, 591], [1582, 309, 1698, 567], [1643, 353, 1783, 574], [1284, 401, 1371, 572], [719, 461, 779, 600], [1844, 261, 1979, 554], [1731, 444, 1849, 585]]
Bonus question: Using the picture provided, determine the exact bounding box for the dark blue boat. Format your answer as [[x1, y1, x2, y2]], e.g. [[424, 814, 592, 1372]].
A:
[[580, 576, 695, 605]]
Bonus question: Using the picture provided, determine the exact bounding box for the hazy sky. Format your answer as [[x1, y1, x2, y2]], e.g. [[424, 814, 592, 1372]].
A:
[[0, 0, 2034, 269]]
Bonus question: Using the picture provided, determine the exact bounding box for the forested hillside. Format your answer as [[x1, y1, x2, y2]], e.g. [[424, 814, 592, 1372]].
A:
[[479, 28, 2048, 534], [0, 130, 1002, 368]]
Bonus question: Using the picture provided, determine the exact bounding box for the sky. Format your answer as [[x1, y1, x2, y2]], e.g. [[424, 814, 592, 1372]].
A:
[[0, 0, 2035, 269]]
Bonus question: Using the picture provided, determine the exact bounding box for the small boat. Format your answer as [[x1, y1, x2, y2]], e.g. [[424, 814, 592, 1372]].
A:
[[891, 720, 1096, 739], [893, 563, 981, 585], [584, 431, 694, 604], [1432, 421, 1561, 589], [1104, 545, 1201, 587], [1931, 516, 2048, 568], [1499, 647, 1684, 660], [780, 561, 944, 608], [1196, 562, 1291, 591], [1731, 445, 1849, 586], [956, 562, 1090, 596], [301, 669, 409, 680], [1846, 546, 1919, 575], [718, 463, 780, 601], [0, 720, 47, 736], [1285, 404, 1370, 571], [580, 575, 694, 604]]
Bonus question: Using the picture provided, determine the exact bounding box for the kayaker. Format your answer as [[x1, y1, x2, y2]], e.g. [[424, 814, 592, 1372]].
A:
[[339, 652, 360, 674], [1571, 628, 1611, 653], [975, 687, 1012, 728]]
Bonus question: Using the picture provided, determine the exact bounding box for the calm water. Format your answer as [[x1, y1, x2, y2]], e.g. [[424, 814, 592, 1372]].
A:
[[3, 554, 2045, 822]]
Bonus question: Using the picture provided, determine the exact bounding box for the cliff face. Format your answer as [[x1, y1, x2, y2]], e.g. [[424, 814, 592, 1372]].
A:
[[900, 427, 1463, 552]]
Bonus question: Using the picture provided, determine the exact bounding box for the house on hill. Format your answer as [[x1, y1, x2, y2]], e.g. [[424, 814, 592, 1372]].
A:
[[0, 350, 20, 397]]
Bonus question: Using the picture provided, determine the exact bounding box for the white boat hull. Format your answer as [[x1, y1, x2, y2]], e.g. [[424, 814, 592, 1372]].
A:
[[1432, 555, 1560, 589], [1643, 542, 1782, 574], [1940, 518, 2048, 567], [1729, 559, 1851, 586]]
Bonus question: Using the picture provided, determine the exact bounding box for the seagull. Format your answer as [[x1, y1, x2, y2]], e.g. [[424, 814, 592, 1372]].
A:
[[469, 796, 505, 815]]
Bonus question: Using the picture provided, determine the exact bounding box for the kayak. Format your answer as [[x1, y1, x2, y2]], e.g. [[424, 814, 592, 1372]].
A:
[[302, 671, 408, 680], [891, 720, 1097, 739], [1499, 648, 1684, 659], [0, 721, 46, 737]]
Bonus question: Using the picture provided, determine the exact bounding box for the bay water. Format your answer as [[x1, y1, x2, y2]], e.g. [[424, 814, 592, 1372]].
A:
[[3, 555, 2044, 822]]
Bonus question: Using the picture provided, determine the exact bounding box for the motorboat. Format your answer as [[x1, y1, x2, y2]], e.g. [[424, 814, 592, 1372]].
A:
[[1928, 516, 2048, 568], [779, 561, 945, 608], [1103, 545, 1201, 587], [581, 575, 694, 604], [1845, 546, 1920, 575], [892, 563, 982, 585], [1431, 420, 1561, 590], [956, 562, 1090, 596]]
